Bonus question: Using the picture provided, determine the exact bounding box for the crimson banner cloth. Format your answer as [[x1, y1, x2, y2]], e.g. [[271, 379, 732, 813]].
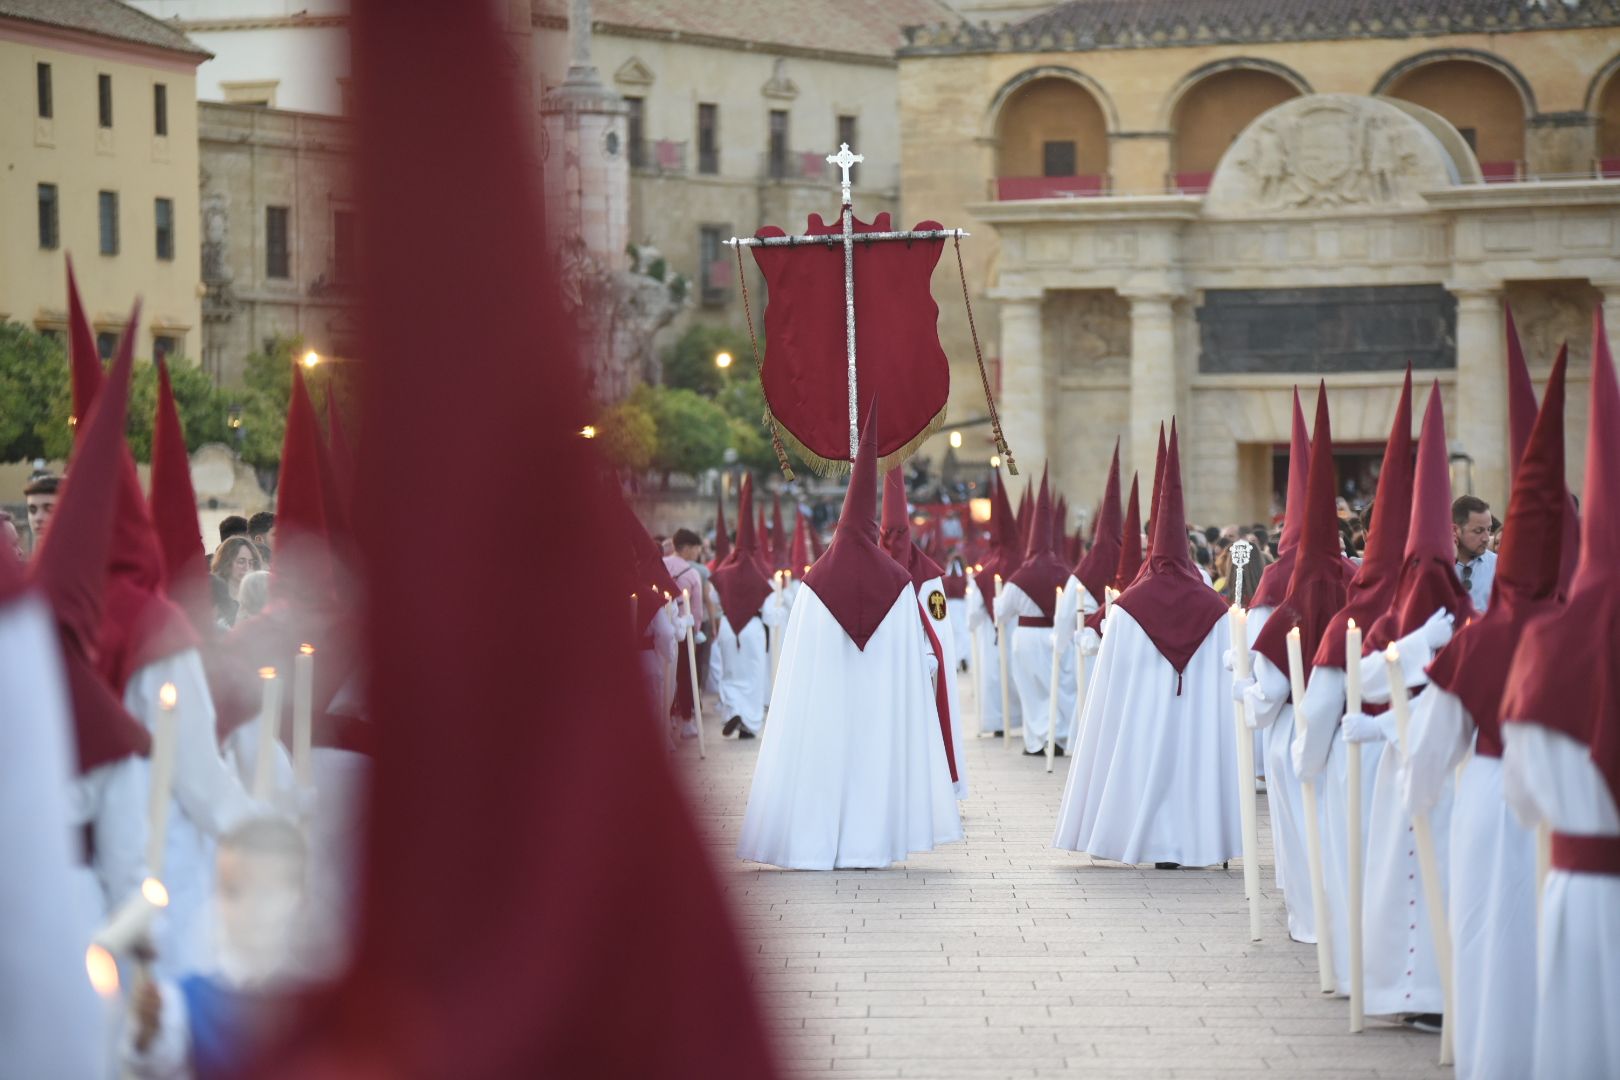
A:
[[752, 212, 950, 470]]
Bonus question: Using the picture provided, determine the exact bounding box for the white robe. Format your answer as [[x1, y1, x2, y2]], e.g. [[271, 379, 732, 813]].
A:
[[964, 584, 1018, 734], [638, 607, 680, 727], [995, 582, 1067, 755], [1355, 637, 1453, 1017], [124, 648, 266, 979], [0, 594, 108, 1079], [1242, 606, 1286, 890], [1053, 576, 1101, 750], [1055, 608, 1241, 867], [708, 601, 785, 734], [1404, 687, 1535, 1080], [738, 586, 961, 869], [945, 594, 970, 672], [914, 574, 968, 799], [1294, 665, 1379, 993], [1502, 723, 1620, 1080], [1245, 653, 1315, 943]]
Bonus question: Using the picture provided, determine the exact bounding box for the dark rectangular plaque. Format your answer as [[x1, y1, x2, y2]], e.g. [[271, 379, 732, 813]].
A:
[[1197, 285, 1456, 374]]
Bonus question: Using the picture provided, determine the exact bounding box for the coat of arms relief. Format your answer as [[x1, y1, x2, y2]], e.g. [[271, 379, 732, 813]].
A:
[[1230, 100, 1427, 211]]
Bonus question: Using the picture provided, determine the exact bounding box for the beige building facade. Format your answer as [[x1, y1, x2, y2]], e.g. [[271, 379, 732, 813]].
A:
[[197, 100, 356, 385], [898, 1, 1620, 525], [0, 1, 208, 361]]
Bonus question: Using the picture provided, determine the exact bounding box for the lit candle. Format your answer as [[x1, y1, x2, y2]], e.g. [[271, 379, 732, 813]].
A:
[[1344, 616, 1365, 1033], [86, 877, 170, 997], [1227, 602, 1260, 942], [293, 645, 315, 789], [144, 683, 179, 876], [630, 593, 639, 640], [253, 667, 282, 801]]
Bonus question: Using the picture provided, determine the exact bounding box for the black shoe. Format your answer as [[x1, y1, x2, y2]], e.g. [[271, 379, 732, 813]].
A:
[[992, 731, 1004, 738], [1054, 745, 1066, 758], [723, 716, 742, 737], [1024, 747, 1044, 756], [1404, 1014, 1443, 1033], [737, 727, 756, 740], [1154, 862, 1182, 870]]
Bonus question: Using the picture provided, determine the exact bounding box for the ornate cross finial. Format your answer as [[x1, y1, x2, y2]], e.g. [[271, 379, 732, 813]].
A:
[[826, 143, 863, 206]]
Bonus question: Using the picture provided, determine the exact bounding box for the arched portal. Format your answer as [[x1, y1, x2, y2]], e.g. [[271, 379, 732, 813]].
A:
[[1379, 54, 1528, 180], [992, 73, 1111, 200], [1168, 64, 1306, 193], [1594, 54, 1620, 175]]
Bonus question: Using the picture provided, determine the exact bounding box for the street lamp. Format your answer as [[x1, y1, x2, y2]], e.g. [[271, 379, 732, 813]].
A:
[[989, 454, 1002, 469], [715, 351, 733, 370], [948, 430, 963, 449], [301, 350, 321, 369]]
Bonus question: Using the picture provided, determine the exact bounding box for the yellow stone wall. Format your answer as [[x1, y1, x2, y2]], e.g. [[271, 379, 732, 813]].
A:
[[0, 25, 204, 359]]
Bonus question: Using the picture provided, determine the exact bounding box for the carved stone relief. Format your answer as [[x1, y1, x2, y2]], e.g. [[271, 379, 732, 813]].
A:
[[1045, 290, 1129, 378]]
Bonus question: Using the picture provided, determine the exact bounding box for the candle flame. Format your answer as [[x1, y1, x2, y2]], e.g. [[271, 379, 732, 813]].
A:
[[86, 944, 120, 997], [300, 643, 315, 656], [1287, 626, 1300, 639], [141, 878, 169, 908], [258, 666, 277, 680], [158, 683, 178, 709], [1230, 602, 1242, 615], [1385, 643, 1401, 663], [1347, 617, 1357, 631]]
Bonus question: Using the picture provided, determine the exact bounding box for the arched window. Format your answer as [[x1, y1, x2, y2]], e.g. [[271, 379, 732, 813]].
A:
[[1380, 56, 1529, 181], [992, 74, 1110, 200], [1168, 65, 1305, 193], [1595, 58, 1620, 177]]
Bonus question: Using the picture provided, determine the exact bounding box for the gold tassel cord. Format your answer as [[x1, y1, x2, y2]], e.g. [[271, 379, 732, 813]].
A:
[[955, 233, 1016, 476]]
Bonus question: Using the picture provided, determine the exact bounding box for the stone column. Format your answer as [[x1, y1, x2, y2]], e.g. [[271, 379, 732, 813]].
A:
[[1449, 285, 1508, 508], [1122, 290, 1182, 490], [1597, 281, 1620, 356], [990, 287, 1047, 475]]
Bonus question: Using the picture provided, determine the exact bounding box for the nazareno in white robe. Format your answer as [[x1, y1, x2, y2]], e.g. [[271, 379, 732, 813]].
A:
[[0, 594, 108, 1080], [995, 582, 1066, 755], [124, 648, 265, 979], [964, 583, 1018, 734], [1242, 604, 1287, 892], [1053, 576, 1101, 751], [737, 586, 962, 870], [1403, 685, 1535, 1080], [1293, 664, 1379, 993], [914, 573, 968, 799], [1353, 633, 1453, 1018], [1054, 607, 1241, 867], [1245, 650, 1315, 944], [1503, 723, 1620, 1080], [708, 600, 786, 735], [945, 594, 970, 673]]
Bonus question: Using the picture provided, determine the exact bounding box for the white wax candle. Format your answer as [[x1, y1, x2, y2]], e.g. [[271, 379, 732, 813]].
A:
[[1285, 627, 1307, 705], [1229, 603, 1250, 678], [1385, 645, 1411, 751], [144, 683, 179, 876], [293, 645, 314, 788], [1344, 619, 1363, 714], [253, 668, 282, 801]]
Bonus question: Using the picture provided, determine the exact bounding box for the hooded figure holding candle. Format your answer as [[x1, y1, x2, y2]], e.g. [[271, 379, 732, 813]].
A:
[[1055, 422, 1240, 868], [708, 474, 788, 739], [963, 469, 1022, 736], [1499, 312, 1620, 1080], [1407, 341, 1572, 1079], [1055, 440, 1123, 733], [995, 467, 1078, 756], [738, 404, 962, 869], [1342, 382, 1473, 1025]]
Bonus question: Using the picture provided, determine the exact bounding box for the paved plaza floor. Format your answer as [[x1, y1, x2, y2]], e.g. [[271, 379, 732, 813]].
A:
[[678, 671, 1451, 1078]]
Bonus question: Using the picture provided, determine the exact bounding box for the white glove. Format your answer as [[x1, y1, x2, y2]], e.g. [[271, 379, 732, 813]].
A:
[[1079, 628, 1101, 657], [694, 630, 707, 645], [1222, 648, 1234, 672], [1419, 607, 1456, 651], [1241, 682, 1269, 729], [1231, 674, 1256, 704], [1342, 711, 1385, 744]]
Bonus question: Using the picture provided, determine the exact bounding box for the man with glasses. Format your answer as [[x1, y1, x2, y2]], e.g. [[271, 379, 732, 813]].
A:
[[1453, 494, 1496, 611]]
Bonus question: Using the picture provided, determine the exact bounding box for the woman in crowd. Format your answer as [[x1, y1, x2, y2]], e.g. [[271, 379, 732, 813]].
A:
[[211, 536, 263, 629]]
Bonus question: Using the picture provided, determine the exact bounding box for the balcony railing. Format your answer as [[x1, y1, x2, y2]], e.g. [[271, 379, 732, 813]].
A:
[[631, 139, 689, 175], [1170, 171, 1214, 195], [763, 149, 831, 184], [993, 174, 1108, 200]]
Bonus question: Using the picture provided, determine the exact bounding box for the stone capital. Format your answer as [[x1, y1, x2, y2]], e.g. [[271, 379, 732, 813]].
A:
[[1443, 282, 1504, 307], [986, 285, 1044, 305]]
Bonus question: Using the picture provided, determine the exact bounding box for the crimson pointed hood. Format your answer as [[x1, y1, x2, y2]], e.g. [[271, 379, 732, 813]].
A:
[[789, 506, 811, 574], [1251, 388, 1311, 611], [1430, 347, 1568, 756], [803, 401, 912, 649], [1115, 421, 1228, 673], [712, 473, 773, 636], [771, 492, 788, 572], [972, 469, 1017, 612], [1132, 424, 1168, 589], [28, 308, 151, 773], [1112, 472, 1143, 591], [1503, 310, 1620, 803], [65, 267, 196, 690], [1075, 439, 1122, 603], [710, 487, 731, 569], [1254, 386, 1354, 686], [1505, 305, 1538, 472], [1053, 494, 1068, 557], [1368, 381, 1474, 648], [881, 466, 943, 589], [1316, 367, 1415, 665], [1008, 465, 1069, 618], [272, 366, 338, 610], [1015, 479, 1032, 552], [756, 502, 773, 569], [808, 519, 824, 560], [149, 358, 212, 634]]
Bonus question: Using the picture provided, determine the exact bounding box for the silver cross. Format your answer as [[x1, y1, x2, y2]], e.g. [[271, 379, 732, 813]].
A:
[[826, 143, 863, 207]]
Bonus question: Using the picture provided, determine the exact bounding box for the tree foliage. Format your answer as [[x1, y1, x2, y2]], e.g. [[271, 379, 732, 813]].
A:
[[630, 383, 731, 481], [0, 322, 69, 463], [598, 397, 657, 472], [663, 323, 751, 398]]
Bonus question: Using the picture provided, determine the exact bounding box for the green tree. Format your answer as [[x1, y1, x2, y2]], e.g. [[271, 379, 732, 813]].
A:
[[0, 322, 70, 462], [663, 323, 751, 396], [233, 338, 350, 471], [124, 361, 234, 461], [631, 383, 730, 485], [598, 397, 657, 472]]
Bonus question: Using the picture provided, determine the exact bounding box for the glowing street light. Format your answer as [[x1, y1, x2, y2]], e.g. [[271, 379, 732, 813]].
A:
[[301, 349, 321, 369], [580, 425, 597, 439], [990, 454, 1002, 469], [715, 351, 734, 369], [948, 430, 963, 449]]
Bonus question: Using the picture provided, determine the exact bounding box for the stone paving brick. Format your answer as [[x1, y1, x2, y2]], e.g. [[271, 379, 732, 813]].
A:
[[681, 677, 1449, 1078]]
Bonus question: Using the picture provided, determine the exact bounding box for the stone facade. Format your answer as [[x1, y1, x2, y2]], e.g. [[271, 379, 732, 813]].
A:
[[897, 9, 1620, 524], [197, 101, 356, 385]]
